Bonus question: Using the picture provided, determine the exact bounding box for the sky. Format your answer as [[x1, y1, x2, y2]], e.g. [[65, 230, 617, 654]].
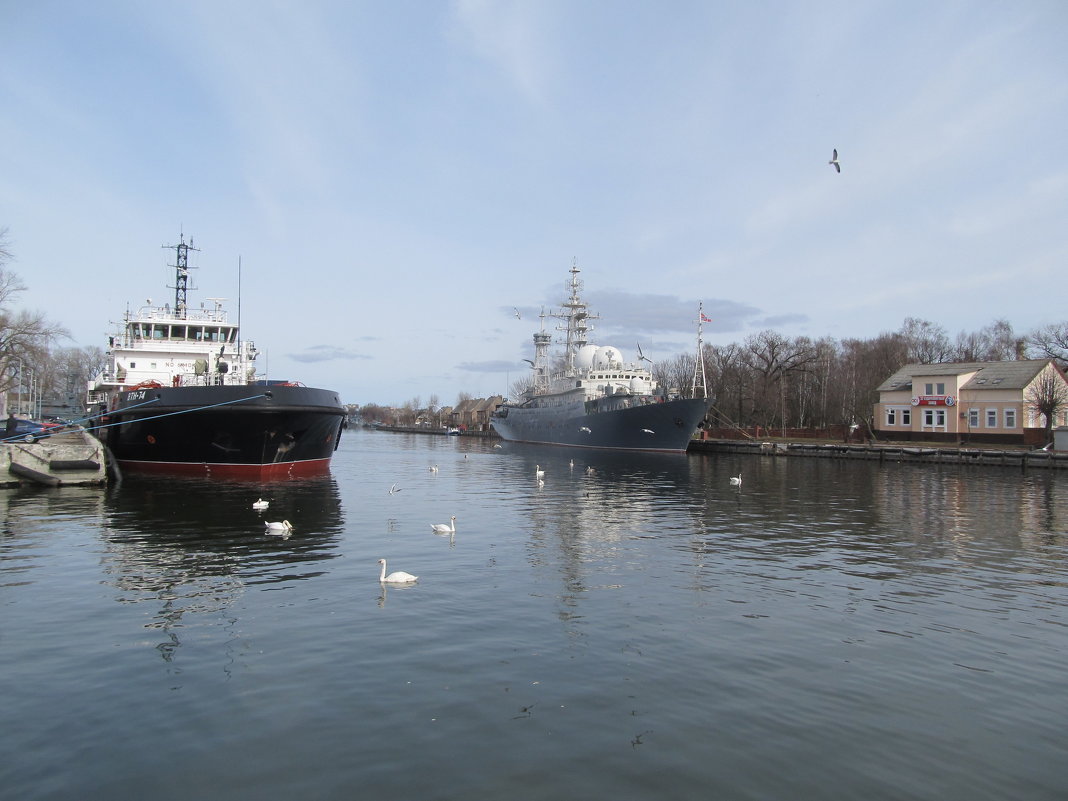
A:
[[2, 0, 1066, 407]]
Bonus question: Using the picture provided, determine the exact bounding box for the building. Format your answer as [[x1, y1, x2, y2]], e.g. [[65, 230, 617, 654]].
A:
[[873, 360, 1068, 446]]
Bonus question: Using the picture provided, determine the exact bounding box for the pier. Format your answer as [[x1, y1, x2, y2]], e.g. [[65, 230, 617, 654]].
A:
[[689, 437, 1068, 470], [2, 427, 108, 487]]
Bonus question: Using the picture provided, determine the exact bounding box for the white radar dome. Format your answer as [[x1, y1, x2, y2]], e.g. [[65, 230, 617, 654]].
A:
[[593, 346, 623, 369], [575, 344, 599, 370]]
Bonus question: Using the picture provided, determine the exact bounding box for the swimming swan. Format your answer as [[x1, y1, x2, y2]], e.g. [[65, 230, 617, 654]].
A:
[[729, 473, 742, 486], [265, 520, 293, 532], [431, 516, 457, 534], [535, 465, 545, 479], [378, 559, 418, 584], [252, 498, 269, 511]]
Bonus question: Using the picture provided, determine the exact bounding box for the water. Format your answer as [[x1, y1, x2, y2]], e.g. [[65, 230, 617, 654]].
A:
[[2, 429, 1067, 800]]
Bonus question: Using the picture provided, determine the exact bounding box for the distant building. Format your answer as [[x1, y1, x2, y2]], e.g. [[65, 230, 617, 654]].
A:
[[873, 360, 1068, 446]]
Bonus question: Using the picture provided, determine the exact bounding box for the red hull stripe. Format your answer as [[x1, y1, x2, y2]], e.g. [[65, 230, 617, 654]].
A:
[[115, 457, 333, 480]]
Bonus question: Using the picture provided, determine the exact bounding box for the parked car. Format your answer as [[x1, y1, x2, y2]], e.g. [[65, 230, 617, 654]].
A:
[[4, 418, 60, 443]]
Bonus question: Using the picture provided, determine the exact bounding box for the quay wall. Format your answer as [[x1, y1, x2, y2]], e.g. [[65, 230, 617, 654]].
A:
[[688, 438, 1068, 470]]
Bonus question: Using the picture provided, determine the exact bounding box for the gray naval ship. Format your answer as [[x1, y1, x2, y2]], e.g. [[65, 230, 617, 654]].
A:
[[491, 263, 711, 453]]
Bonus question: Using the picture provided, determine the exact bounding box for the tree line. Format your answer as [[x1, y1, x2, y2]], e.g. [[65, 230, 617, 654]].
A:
[[650, 317, 1068, 436]]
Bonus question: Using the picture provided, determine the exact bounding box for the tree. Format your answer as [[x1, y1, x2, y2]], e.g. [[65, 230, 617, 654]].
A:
[[1025, 365, 1068, 444], [1027, 322, 1068, 367], [900, 317, 951, 363], [0, 229, 71, 416]]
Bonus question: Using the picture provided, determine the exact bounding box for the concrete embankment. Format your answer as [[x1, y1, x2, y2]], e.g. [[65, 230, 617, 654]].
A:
[[688, 438, 1068, 470], [2, 427, 108, 487]]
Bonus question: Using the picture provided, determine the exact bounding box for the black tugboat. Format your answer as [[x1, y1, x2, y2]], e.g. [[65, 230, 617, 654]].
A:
[[86, 235, 346, 478]]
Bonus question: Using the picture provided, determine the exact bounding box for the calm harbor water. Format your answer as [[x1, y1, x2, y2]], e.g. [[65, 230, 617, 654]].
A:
[[2, 429, 1067, 800]]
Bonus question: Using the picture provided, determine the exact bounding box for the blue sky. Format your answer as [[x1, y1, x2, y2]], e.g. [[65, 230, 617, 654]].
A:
[[3, 1, 1066, 406]]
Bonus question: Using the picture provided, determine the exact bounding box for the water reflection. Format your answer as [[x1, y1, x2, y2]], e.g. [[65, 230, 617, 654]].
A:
[[97, 475, 345, 661]]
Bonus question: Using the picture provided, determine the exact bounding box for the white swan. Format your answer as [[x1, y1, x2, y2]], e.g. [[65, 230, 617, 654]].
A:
[[586, 465, 596, 475], [569, 459, 574, 469], [535, 465, 545, 479], [431, 515, 456, 534], [252, 498, 269, 511], [378, 558, 418, 584], [729, 473, 742, 486], [265, 519, 293, 532], [429, 465, 439, 473]]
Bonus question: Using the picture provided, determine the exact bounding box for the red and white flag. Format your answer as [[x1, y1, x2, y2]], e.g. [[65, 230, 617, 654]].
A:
[[700, 313, 713, 323]]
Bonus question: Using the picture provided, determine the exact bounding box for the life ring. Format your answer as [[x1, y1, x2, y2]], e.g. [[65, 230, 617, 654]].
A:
[[133, 380, 162, 390]]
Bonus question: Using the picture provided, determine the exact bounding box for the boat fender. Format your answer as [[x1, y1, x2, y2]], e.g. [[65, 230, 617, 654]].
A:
[[9, 463, 61, 487]]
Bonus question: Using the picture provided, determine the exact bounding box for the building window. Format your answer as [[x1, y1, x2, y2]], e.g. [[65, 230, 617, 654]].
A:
[[923, 409, 947, 428], [901, 408, 911, 426], [886, 408, 897, 426], [1004, 408, 1017, 428], [986, 409, 998, 428], [968, 408, 979, 429], [924, 382, 946, 395]]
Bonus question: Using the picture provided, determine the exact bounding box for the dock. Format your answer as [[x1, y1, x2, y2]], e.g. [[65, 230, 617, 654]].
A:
[[688, 438, 1068, 470], [2, 427, 108, 487]]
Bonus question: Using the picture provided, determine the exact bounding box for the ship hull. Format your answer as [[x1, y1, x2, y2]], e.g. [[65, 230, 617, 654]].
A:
[[98, 384, 346, 480], [491, 395, 710, 452]]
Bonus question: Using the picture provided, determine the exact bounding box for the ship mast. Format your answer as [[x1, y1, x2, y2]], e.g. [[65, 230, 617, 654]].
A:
[[164, 233, 199, 318], [552, 260, 598, 377], [691, 303, 709, 398]]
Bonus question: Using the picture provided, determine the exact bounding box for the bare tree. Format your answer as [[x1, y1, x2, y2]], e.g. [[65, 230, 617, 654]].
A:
[[900, 317, 952, 363], [1025, 365, 1068, 444], [1, 231, 71, 416], [1027, 322, 1068, 367]]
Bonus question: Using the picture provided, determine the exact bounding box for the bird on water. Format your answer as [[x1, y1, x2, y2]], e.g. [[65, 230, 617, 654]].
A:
[[729, 473, 742, 486], [378, 559, 418, 584], [431, 516, 457, 534]]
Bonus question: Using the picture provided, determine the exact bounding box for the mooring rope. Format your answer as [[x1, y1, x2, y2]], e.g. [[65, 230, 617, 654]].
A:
[[1, 393, 270, 443], [86, 393, 271, 432], [1, 396, 163, 444]]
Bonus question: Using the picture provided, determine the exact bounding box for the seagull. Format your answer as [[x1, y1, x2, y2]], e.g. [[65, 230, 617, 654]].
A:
[[513, 307, 522, 320], [579, 426, 591, 434], [641, 428, 655, 435], [828, 148, 841, 173], [729, 473, 742, 486], [389, 484, 402, 495], [252, 498, 269, 511]]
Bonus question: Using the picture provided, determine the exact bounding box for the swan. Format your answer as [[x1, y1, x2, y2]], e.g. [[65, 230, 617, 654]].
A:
[[431, 516, 457, 534], [252, 498, 269, 511], [378, 558, 418, 584], [729, 473, 742, 486], [265, 520, 293, 532], [586, 466, 596, 475], [535, 465, 545, 479], [569, 459, 574, 470], [429, 465, 439, 473]]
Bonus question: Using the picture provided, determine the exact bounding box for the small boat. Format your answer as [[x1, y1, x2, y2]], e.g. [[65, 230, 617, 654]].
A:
[[491, 263, 711, 452], [86, 235, 347, 479]]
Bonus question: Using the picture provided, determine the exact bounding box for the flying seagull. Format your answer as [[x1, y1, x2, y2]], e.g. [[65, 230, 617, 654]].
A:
[[828, 148, 841, 173], [513, 307, 522, 319]]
